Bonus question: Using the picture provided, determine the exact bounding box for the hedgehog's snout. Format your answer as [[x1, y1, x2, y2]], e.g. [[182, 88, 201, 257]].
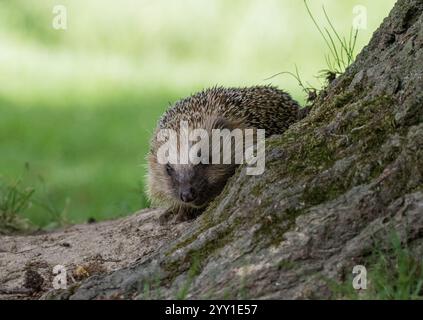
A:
[[167, 164, 205, 206], [179, 186, 197, 203]]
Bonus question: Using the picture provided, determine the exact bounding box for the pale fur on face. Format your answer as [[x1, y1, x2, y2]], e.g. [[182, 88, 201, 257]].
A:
[[146, 115, 247, 209]]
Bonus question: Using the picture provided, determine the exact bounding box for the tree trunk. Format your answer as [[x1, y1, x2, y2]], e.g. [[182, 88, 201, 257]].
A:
[[1, 0, 422, 299]]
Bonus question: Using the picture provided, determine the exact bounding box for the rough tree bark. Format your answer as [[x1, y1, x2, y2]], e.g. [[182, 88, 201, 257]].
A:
[[1, 0, 422, 300]]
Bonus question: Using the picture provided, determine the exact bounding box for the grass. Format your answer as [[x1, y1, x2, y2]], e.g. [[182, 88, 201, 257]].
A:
[[0, 89, 179, 227], [330, 232, 423, 300], [266, 1, 360, 104], [265, 65, 318, 104], [0, 175, 33, 234], [304, 0, 359, 77]]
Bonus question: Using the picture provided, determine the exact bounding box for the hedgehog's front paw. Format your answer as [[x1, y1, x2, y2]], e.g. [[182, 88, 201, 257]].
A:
[[175, 209, 190, 223], [159, 206, 203, 225], [175, 207, 202, 223], [159, 208, 174, 225]]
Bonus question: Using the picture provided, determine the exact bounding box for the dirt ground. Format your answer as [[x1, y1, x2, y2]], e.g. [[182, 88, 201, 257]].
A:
[[0, 208, 189, 299]]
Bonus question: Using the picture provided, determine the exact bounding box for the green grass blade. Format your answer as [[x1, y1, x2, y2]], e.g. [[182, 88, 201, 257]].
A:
[[304, 0, 336, 60]]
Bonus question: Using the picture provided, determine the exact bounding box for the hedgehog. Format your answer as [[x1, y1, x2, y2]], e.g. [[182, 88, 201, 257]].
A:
[[146, 86, 302, 223]]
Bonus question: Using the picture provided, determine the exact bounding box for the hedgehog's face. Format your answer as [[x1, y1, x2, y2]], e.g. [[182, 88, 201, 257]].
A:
[[147, 116, 242, 208], [163, 162, 236, 208]]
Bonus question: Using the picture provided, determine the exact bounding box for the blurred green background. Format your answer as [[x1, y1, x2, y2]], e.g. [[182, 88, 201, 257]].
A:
[[0, 0, 396, 227]]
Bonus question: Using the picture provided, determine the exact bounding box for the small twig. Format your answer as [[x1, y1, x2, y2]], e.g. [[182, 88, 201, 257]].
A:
[[263, 71, 290, 81], [351, 125, 366, 133], [264, 67, 317, 97]]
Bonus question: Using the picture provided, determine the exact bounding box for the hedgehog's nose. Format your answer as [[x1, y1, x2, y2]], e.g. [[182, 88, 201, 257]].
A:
[[180, 188, 196, 203]]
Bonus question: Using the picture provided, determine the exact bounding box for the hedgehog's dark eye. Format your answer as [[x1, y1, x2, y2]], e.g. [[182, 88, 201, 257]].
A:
[[165, 164, 173, 176]]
